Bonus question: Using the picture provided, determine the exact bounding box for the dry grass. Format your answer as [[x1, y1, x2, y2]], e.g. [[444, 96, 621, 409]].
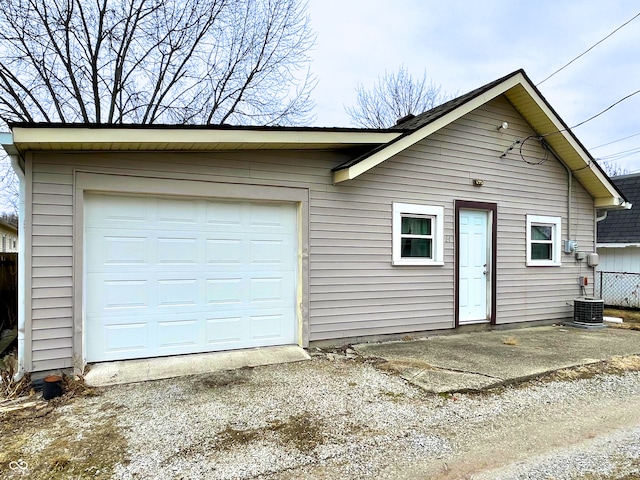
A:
[[605, 308, 640, 330], [544, 355, 640, 383], [1, 354, 32, 399], [1, 401, 127, 479], [215, 412, 325, 454], [502, 336, 520, 346], [59, 373, 99, 399]]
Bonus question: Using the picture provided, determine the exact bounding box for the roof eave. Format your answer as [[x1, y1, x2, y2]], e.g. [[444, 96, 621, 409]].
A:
[[332, 70, 625, 209], [333, 73, 524, 183], [6, 126, 402, 154]]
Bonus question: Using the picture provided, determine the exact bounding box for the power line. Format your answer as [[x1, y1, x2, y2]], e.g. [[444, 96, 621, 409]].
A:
[[591, 131, 640, 149], [569, 89, 640, 130], [597, 146, 640, 162], [537, 88, 640, 140], [537, 11, 640, 86], [505, 89, 640, 163]]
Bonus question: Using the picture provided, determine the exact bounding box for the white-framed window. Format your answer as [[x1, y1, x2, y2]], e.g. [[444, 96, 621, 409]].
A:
[[392, 203, 444, 266], [526, 215, 561, 266]]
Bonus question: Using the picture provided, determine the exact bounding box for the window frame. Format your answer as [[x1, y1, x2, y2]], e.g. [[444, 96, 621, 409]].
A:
[[392, 203, 444, 266], [526, 214, 562, 266]]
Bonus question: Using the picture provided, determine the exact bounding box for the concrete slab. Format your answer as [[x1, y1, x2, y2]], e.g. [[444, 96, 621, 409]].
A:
[[354, 326, 640, 393], [84, 345, 310, 386]]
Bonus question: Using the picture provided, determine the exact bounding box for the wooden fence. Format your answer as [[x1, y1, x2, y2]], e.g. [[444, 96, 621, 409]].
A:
[[0, 253, 17, 331]]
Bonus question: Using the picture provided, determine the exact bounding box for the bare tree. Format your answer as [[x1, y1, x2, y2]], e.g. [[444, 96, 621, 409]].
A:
[[0, 0, 316, 126], [0, 0, 317, 212], [0, 156, 18, 214], [345, 65, 447, 128], [599, 160, 631, 177]]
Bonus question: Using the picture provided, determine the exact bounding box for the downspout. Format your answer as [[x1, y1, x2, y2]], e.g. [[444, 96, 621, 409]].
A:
[[10, 154, 26, 381], [595, 210, 608, 223], [556, 154, 572, 241], [541, 140, 573, 240]]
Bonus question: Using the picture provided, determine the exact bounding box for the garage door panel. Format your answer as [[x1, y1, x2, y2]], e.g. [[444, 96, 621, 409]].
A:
[[250, 276, 287, 304], [206, 278, 243, 304], [86, 195, 153, 227], [157, 319, 199, 348], [84, 234, 150, 268], [206, 317, 244, 344], [206, 239, 243, 265], [250, 239, 290, 265], [157, 198, 198, 225], [157, 237, 198, 265], [251, 314, 285, 340], [206, 201, 244, 226], [85, 277, 149, 314], [157, 279, 198, 307], [101, 235, 149, 266], [103, 322, 149, 354], [250, 204, 297, 230], [85, 193, 298, 362]]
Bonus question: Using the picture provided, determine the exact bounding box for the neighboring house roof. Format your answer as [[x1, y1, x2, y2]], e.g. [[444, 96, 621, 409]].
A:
[[597, 173, 640, 244], [0, 69, 628, 210], [0, 219, 17, 235]]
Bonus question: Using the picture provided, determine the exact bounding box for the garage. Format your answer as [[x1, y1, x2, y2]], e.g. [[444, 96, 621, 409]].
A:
[[84, 193, 298, 362]]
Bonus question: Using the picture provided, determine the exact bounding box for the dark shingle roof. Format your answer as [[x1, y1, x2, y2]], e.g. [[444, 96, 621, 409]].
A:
[[391, 70, 524, 130], [597, 173, 640, 243], [332, 70, 527, 171]]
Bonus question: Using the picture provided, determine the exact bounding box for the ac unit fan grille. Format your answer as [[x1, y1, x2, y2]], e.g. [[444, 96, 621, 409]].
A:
[[574, 298, 604, 324]]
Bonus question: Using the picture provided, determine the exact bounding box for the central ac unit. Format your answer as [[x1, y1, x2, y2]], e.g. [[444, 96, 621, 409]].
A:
[[574, 297, 604, 324]]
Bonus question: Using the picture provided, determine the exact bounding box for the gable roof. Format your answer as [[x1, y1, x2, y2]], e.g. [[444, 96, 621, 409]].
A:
[[597, 173, 640, 244], [0, 69, 628, 210], [332, 69, 629, 210]]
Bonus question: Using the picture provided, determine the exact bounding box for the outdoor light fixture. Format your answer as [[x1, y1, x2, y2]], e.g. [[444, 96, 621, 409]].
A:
[[497, 122, 509, 131], [473, 179, 484, 186]]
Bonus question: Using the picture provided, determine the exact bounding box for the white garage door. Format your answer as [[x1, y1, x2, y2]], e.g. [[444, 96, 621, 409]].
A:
[[84, 193, 298, 362]]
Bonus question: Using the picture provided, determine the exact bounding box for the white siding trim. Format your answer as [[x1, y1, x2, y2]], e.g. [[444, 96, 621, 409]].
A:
[[526, 215, 562, 267], [392, 203, 444, 266]]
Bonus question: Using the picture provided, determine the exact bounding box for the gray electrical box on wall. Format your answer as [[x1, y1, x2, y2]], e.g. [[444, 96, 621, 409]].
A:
[[564, 240, 578, 254], [587, 253, 599, 267]]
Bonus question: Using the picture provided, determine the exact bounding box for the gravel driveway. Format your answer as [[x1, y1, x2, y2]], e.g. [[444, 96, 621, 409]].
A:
[[2, 351, 640, 479]]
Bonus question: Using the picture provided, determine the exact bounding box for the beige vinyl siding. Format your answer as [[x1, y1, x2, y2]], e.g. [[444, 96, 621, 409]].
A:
[[29, 163, 75, 370], [27, 94, 596, 370]]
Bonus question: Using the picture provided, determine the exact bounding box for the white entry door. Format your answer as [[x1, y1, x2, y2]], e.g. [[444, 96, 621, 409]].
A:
[[84, 193, 298, 362], [459, 209, 489, 323]]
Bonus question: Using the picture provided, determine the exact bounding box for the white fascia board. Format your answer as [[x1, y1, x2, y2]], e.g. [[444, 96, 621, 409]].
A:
[[517, 81, 622, 204], [597, 243, 640, 248], [594, 197, 632, 209], [11, 127, 400, 149], [0, 132, 19, 156], [333, 74, 523, 183]]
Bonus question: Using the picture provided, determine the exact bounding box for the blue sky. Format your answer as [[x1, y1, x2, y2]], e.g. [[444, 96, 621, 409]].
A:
[[307, 0, 640, 173]]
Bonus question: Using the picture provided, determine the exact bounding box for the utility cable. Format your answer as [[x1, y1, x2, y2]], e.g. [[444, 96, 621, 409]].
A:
[[534, 88, 640, 140], [537, 11, 640, 86], [591, 131, 640, 149], [569, 89, 640, 130]]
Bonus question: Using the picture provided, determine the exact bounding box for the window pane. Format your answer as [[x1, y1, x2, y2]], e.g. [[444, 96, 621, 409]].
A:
[[531, 243, 552, 260], [401, 238, 432, 258], [401, 216, 431, 235], [531, 225, 552, 241]]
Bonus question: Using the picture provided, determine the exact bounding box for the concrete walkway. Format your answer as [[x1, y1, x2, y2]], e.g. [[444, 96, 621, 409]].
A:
[[84, 345, 310, 386], [354, 325, 640, 393]]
